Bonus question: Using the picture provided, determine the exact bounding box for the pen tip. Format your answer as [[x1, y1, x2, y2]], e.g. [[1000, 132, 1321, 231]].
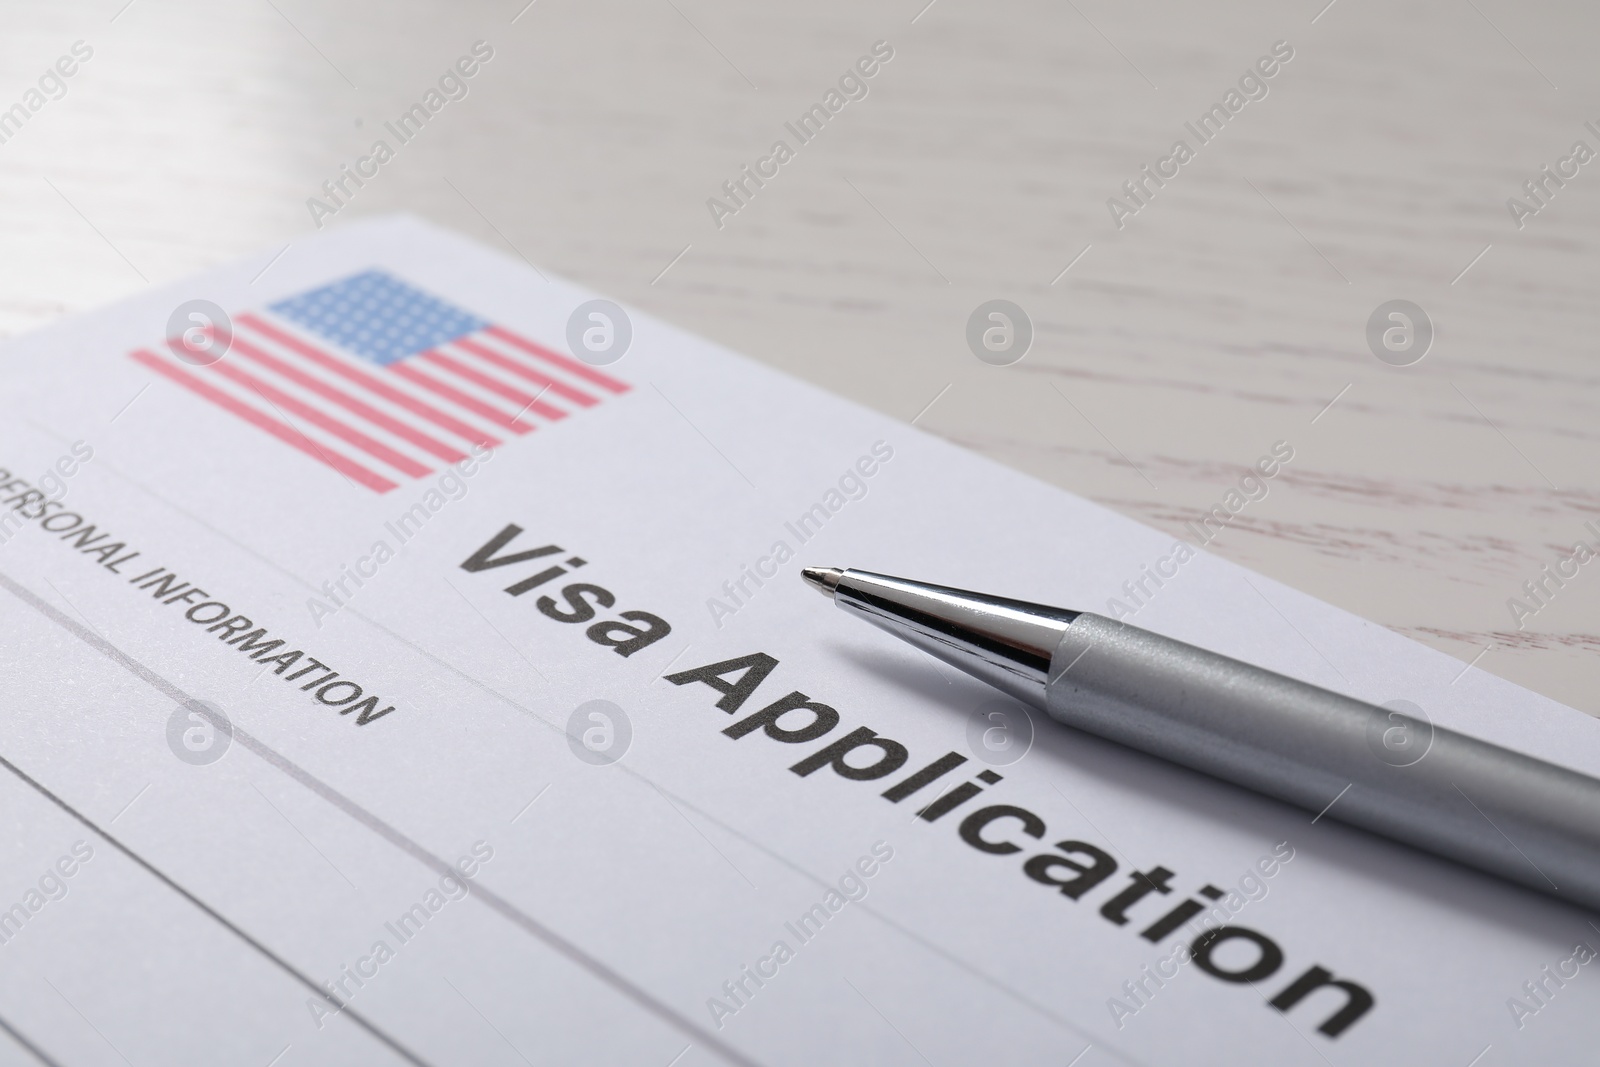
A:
[[801, 567, 844, 599]]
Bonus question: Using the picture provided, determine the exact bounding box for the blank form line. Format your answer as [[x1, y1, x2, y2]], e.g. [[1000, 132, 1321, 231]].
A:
[[6, 760, 428, 1065], [3, 445, 1141, 1066], [0, 569, 763, 1067], [42, 577, 108, 644], [251, 782, 363, 893]]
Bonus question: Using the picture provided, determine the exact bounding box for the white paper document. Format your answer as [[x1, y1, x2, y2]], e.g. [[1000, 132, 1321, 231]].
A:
[[0, 216, 1594, 1066]]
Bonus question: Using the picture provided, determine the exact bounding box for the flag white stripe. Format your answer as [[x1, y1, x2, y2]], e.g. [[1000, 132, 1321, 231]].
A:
[[221, 327, 457, 477], [179, 314, 621, 486], [240, 315, 511, 451]]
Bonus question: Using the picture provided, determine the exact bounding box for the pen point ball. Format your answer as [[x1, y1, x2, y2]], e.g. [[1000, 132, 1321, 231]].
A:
[[801, 567, 843, 598]]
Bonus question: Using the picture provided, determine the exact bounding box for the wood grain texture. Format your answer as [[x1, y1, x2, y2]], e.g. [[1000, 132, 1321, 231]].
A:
[[2, 0, 1598, 710]]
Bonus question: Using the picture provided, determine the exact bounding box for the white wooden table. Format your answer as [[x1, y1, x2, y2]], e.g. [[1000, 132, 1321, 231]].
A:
[[4, 0, 1598, 711]]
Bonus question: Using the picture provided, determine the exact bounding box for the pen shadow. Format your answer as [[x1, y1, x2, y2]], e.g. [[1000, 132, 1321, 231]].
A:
[[835, 641, 1599, 944]]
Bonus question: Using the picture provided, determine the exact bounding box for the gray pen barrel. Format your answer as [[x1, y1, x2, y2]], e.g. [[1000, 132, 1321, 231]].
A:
[[1046, 612, 1600, 910]]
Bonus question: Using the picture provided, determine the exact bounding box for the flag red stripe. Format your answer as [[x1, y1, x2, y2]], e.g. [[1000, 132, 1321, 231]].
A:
[[389, 363, 536, 434], [237, 314, 502, 449], [131, 350, 397, 492], [422, 350, 568, 421], [207, 359, 433, 478], [484, 326, 630, 395], [452, 337, 597, 408], [230, 335, 468, 464]]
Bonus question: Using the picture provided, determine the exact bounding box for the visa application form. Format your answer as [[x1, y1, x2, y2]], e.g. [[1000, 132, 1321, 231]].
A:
[[0, 216, 1594, 1066]]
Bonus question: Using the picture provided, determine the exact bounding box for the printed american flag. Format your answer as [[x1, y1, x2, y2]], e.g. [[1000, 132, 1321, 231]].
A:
[[130, 270, 629, 493]]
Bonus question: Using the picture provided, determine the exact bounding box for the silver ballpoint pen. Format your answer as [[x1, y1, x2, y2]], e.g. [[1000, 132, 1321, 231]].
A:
[[801, 566, 1600, 910]]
